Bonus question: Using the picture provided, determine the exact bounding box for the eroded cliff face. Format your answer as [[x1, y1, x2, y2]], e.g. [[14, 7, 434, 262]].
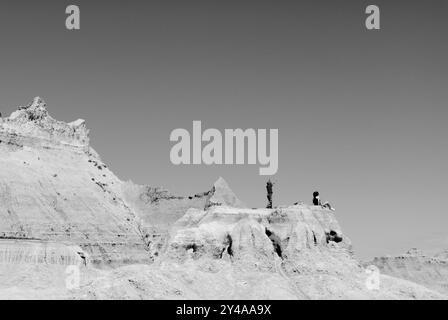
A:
[[0, 98, 252, 268], [120, 176, 248, 261], [0, 240, 86, 266], [79, 205, 446, 300], [166, 205, 353, 272], [122, 176, 246, 230], [0, 97, 89, 150], [0, 98, 446, 300], [0, 98, 148, 265], [369, 249, 448, 295]]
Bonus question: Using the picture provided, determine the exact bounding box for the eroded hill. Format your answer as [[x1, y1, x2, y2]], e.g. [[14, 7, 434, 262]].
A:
[[0, 98, 446, 300]]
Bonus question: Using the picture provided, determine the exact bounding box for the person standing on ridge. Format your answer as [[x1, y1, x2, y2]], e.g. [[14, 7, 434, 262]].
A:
[[266, 179, 274, 209]]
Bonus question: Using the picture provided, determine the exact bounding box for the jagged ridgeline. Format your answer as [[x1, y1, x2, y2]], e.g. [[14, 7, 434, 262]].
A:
[[0, 98, 253, 266], [0, 98, 446, 299], [0, 97, 146, 265]]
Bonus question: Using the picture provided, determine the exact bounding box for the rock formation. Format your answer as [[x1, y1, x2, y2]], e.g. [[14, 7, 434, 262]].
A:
[[205, 177, 246, 209], [2, 97, 89, 149], [0, 97, 148, 265], [368, 248, 448, 295], [77, 204, 445, 300], [0, 98, 446, 300]]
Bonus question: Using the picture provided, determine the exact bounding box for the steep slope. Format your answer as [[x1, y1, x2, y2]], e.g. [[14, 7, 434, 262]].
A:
[[122, 177, 246, 231], [0, 97, 148, 265], [368, 248, 448, 295], [79, 205, 446, 300], [120, 177, 247, 260], [0, 97, 446, 300]]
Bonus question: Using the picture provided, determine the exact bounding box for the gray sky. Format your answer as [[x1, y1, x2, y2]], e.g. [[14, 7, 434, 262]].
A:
[[0, 0, 447, 259]]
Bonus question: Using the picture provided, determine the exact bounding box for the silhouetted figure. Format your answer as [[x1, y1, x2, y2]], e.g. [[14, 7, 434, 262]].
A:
[[312, 191, 320, 206], [266, 179, 274, 209], [313, 191, 335, 211]]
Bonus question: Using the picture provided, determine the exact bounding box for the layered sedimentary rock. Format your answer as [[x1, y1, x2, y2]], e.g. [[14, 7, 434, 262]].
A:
[[121, 176, 248, 261], [166, 205, 351, 268], [122, 176, 246, 230], [80, 205, 445, 300], [1, 97, 89, 150], [0, 240, 86, 266], [0, 97, 446, 300], [0, 98, 148, 265], [369, 248, 448, 295], [0, 98, 252, 267]]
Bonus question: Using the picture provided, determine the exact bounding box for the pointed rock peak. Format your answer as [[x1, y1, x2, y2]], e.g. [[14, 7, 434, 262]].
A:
[[205, 177, 246, 209], [19, 97, 47, 110], [30, 96, 47, 109], [13, 96, 49, 121], [214, 176, 230, 189], [5, 97, 90, 148]]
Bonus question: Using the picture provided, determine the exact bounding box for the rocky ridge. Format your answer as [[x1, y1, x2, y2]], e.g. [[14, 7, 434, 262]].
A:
[[368, 248, 448, 295], [0, 98, 446, 300]]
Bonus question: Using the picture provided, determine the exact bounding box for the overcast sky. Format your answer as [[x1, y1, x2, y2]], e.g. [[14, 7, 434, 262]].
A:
[[0, 0, 447, 259]]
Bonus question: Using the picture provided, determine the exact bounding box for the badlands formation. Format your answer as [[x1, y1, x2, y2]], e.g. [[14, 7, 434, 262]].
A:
[[367, 248, 448, 296], [0, 98, 446, 300]]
